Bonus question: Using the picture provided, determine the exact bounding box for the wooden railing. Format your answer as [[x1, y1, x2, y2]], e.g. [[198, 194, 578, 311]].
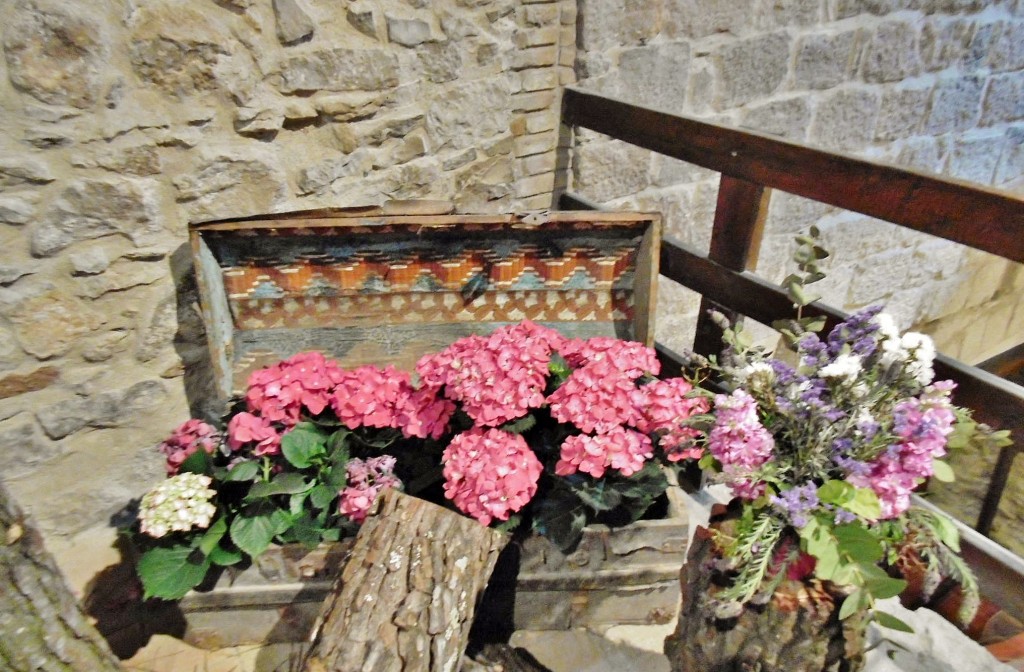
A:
[[558, 86, 1024, 617]]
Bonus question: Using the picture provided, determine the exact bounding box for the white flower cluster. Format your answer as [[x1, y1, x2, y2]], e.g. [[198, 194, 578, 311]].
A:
[[874, 313, 937, 386], [138, 472, 217, 539]]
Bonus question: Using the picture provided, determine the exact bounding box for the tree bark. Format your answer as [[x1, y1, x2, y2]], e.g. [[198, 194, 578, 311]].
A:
[[303, 489, 509, 672], [664, 525, 867, 672], [0, 481, 123, 671]]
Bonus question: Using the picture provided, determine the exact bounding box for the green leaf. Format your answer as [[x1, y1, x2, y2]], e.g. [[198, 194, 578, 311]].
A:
[[862, 566, 907, 600], [838, 587, 866, 620], [834, 524, 884, 564], [930, 512, 961, 551], [874, 610, 915, 633], [196, 516, 228, 556], [225, 460, 260, 482], [179, 448, 213, 476], [229, 505, 292, 558], [327, 428, 351, 455], [137, 545, 211, 600], [931, 459, 955, 483], [209, 545, 243, 567], [310, 483, 339, 510], [817, 480, 853, 506], [574, 482, 622, 512], [533, 488, 587, 553], [501, 414, 537, 435], [281, 423, 328, 469], [245, 473, 311, 501], [287, 513, 326, 549], [845, 487, 882, 520]]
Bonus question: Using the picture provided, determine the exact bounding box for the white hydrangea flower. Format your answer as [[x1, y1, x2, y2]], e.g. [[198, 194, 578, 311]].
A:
[[139, 472, 217, 539], [819, 353, 863, 381], [873, 312, 900, 341], [739, 361, 775, 382]]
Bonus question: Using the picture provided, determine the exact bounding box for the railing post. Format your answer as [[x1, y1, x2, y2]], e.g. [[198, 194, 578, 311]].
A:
[[692, 176, 771, 358]]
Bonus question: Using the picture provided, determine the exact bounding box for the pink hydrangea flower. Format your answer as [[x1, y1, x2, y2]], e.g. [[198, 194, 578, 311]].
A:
[[416, 322, 558, 427], [337, 455, 402, 523], [158, 419, 221, 475], [557, 337, 661, 379], [330, 365, 412, 430], [395, 386, 456, 440], [632, 378, 710, 462], [442, 428, 543, 526], [245, 351, 345, 426], [548, 367, 643, 434], [227, 412, 282, 456], [555, 426, 654, 479]]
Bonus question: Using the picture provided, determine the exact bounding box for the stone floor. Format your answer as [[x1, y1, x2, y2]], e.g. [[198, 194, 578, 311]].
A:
[[48, 491, 1020, 672]]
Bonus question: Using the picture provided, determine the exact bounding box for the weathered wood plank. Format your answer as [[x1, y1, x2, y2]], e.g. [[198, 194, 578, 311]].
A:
[[563, 87, 1024, 264]]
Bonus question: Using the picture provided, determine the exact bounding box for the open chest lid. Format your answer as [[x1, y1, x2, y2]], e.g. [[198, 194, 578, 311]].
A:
[[190, 204, 661, 400]]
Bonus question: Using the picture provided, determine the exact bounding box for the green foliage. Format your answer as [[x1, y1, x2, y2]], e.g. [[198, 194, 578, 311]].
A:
[[137, 545, 212, 601]]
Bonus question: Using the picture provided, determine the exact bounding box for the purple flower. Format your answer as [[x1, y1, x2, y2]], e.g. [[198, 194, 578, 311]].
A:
[[826, 306, 883, 357], [798, 333, 828, 368], [770, 483, 820, 528]]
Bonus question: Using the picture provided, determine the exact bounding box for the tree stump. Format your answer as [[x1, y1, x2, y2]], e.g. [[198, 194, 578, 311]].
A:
[[303, 489, 509, 672], [0, 481, 123, 671], [664, 525, 868, 672]]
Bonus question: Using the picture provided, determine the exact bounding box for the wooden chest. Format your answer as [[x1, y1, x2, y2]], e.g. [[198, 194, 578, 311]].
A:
[[190, 204, 662, 398]]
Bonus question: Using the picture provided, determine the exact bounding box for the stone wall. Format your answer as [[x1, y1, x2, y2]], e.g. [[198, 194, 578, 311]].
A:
[[571, 0, 1024, 365], [0, 0, 575, 538]]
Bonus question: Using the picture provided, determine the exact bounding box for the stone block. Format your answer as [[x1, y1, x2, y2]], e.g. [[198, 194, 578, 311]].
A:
[[611, 42, 690, 112], [995, 126, 1024, 185], [32, 178, 160, 257], [347, 2, 380, 40], [758, 0, 823, 27], [740, 97, 811, 140], [426, 79, 513, 150], [895, 137, 942, 172], [514, 26, 559, 48], [0, 196, 35, 226], [513, 130, 558, 157], [513, 89, 557, 112], [980, 72, 1024, 126], [3, 1, 107, 108], [417, 42, 462, 83], [522, 3, 559, 26], [272, 0, 315, 45], [809, 88, 880, 151], [277, 49, 399, 93], [69, 248, 111, 276], [5, 287, 103, 360], [923, 75, 984, 135], [831, 0, 901, 19], [651, 155, 715, 187], [988, 20, 1024, 72], [386, 16, 433, 47], [510, 45, 558, 70], [524, 110, 558, 134], [174, 154, 286, 221], [572, 140, 651, 202], [514, 172, 555, 197], [862, 20, 921, 83], [875, 84, 931, 141], [942, 132, 999, 185], [712, 32, 790, 109], [794, 29, 859, 90], [520, 68, 559, 91], [517, 150, 558, 176], [0, 366, 59, 400], [666, 0, 755, 39], [0, 418, 64, 480]]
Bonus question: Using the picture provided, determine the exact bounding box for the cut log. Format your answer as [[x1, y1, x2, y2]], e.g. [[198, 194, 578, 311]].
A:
[[0, 481, 123, 671], [303, 489, 509, 672], [664, 525, 868, 672]]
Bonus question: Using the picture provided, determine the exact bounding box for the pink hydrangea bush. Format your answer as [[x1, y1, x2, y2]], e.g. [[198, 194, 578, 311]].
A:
[[158, 419, 221, 475], [338, 456, 403, 523]]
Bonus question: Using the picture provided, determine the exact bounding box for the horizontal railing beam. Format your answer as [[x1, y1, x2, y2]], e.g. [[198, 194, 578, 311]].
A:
[[563, 87, 1024, 264]]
